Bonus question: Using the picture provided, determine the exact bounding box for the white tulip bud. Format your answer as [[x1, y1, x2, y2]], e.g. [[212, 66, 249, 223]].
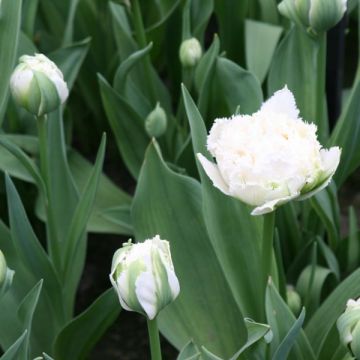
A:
[[179, 38, 202, 67], [286, 286, 302, 315], [278, 0, 347, 35], [197, 86, 341, 215], [337, 298, 360, 358], [0, 250, 6, 286], [145, 103, 167, 138], [109, 236, 180, 320], [10, 54, 69, 116]]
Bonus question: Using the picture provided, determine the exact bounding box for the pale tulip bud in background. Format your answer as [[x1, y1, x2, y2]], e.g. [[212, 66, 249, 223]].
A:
[[337, 298, 360, 358], [197, 86, 341, 215], [286, 286, 302, 316], [179, 38, 202, 67], [0, 250, 6, 287], [10, 54, 69, 116], [110, 236, 180, 320], [278, 0, 347, 35], [145, 103, 167, 138]]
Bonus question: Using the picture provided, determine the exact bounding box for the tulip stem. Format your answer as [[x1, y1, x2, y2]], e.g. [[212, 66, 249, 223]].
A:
[[261, 211, 275, 319], [147, 318, 162, 360], [37, 115, 49, 184]]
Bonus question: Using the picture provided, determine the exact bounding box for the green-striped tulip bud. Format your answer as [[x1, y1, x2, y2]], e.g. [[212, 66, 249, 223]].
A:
[[0, 250, 6, 287], [110, 236, 180, 320], [278, 0, 347, 36], [145, 103, 167, 138], [286, 286, 302, 316], [10, 54, 69, 116], [337, 298, 360, 358], [179, 38, 202, 67]]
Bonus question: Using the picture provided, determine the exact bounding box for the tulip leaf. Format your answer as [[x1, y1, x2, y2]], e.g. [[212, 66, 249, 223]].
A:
[[17, 280, 43, 359], [268, 26, 328, 143], [272, 308, 306, 360], [305, 268, 360, 357], [54, 289, 120, 360], [201, 347, 223, 360], [229, 319, 272, 359], [98, 74, 149, 179], [0, 331, 27, 360], [177, 341, 201, 360], [132, 142, 247, 358], [62, 134, 106, 313], [182, 85, 264, 319], [0, 0, 22, 125], [266, 280, 315, 359], [5, 174, 64, 325], [245, 20, 283, 83]]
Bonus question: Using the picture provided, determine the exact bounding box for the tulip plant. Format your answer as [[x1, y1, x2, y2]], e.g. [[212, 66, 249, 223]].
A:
[[0, 0, 360, 359]]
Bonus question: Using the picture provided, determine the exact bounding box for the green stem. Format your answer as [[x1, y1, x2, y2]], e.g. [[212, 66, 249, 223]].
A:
[[261, 211, 275, 319], [36, 115, 61, 273], [147, 318, 162, 360], [315, 33, 328, 143], [132, 0, 156, 104]]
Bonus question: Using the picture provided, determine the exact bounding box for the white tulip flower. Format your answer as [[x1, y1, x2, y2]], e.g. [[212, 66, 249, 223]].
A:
[[179, 38, 202, 67], [197, 86, 341, 216], [10, 54, 69, 116], [110, 236, 180, 320], [337, 297, 360, 357], [278, 0, 347, 35]]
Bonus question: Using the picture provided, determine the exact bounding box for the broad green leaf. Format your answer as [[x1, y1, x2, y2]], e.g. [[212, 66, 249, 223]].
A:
[[245, 20, 283, 83], [62, 0, 81, 45], [347, 207, 359, 272], [268, 26, 328, 143], [305, 269, 360, 357], [317, 238, 340, 280], [266, 281, 315, 359], [310, 185, 340, 249], [47, 109, 79, 256], [230, 319, 271, 359], [0, 0, 22, 124], [54, 289, 120, 360], [5, 175, 64, 325], [98, 75, 149, 179], [177, 341, 201, 360], [22, 0, 39, 37], [0, 331, 27, 360], [272, 308, 306, 360], [132, 142, 247, 357], [62, 134, 106, 313], [256, 0, 279, 24], [191, 0, 214, 40], [17, 280, 43, 359], [201, 347, 223, 360], [296, 265, 333, 318], [211, 57, 263, 117], [182, 85, 264, 319]]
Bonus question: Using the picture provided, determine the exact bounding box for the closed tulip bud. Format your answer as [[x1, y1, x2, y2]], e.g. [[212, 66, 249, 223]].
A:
[[179, 38, 202, 67], [286, 286, 302, 315], [337, 298, 360, 358], [278, 0, 347, 35], [110, 236, 180, 320], [145, 103, 167, 138], [197, 86, 340, 215], [10, 54, 69, 116], [0, 250, 6, 286]]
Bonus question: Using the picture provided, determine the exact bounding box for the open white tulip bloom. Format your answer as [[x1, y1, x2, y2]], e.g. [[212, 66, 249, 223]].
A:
[[110, 235, 180, 320], [197, 86, 341, 216], [10, 54, 69, 116], [337, 298, 360, 355]]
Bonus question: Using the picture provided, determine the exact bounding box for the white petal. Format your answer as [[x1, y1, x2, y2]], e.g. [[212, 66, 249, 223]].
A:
[[52, 78, 69, 104], [320, 146, 341, 179], [251, 193, 299, 216], [260, 85, 299, 119], [296, 147, 341, 201], [197, 153, 230, 195], [166, 269, 180, 299], [135, 271, 158, 320], [113, 272, 132, 311]]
